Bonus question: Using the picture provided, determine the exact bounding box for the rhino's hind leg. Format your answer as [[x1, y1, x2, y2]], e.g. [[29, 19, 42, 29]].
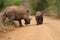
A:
[[8, 18, 14, 25], [2, 13, 7, 26]]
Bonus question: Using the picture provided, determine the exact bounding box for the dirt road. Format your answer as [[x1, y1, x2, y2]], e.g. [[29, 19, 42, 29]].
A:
[[0, 16, 60, 40]]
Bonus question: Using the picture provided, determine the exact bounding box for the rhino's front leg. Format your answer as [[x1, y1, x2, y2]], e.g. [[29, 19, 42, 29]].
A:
[[19, 19, 23, 27], [35, 17, 39, 25]]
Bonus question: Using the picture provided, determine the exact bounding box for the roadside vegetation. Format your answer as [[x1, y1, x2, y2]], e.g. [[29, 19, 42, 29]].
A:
[[30, 0, 60, 18], [0, 0, 60, 17]]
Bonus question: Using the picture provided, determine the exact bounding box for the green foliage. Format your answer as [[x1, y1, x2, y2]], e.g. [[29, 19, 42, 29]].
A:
[[30, 0, 60, 18], [30, 0, 48, 14], [37, 0, 48, 11], [56, 0, 60, 18], [4, 0, 12, 8], [29, 0, 37, 14], [47, 0, 56, 6], [0, 0, 60, 18], [0, 0, 22, 11], [46, 0, 60, 18], [0, 0, 5, 11], [12, 0, 22, 6]]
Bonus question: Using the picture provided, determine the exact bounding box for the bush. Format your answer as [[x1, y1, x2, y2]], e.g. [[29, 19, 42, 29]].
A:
[[30, 0, 48, 15], [0, 0, 22, 11], [46, 0, 60, 18], [12, 0, 22, 6], [0, 0, 5, 11]]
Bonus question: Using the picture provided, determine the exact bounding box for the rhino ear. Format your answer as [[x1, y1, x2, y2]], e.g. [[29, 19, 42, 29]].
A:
[[27, 10, 29, 13]]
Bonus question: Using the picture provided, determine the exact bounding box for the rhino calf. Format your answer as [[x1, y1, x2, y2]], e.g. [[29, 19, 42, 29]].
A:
[[35, 11, 43, 25]]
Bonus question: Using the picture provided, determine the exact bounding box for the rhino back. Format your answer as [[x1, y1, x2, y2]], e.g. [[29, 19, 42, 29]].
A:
[[3, 6, 29, 19]]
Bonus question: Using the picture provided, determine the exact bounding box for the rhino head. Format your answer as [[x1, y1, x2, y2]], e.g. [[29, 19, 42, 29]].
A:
[[24, 16, 31, 25]]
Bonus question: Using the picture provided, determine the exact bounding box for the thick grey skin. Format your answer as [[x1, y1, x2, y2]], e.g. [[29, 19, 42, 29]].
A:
[[2, 6, 31, 27], [35, 11, 43, 25]]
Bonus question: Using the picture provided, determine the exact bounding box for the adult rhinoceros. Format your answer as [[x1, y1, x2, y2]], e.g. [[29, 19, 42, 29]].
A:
[[2, 6, 31, 27]]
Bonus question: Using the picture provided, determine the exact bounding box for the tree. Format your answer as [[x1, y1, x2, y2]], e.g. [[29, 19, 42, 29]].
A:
[[0, 0, 5, 11]]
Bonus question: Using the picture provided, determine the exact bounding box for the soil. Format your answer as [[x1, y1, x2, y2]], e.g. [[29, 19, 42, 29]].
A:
[[0, 16, 60, 40]]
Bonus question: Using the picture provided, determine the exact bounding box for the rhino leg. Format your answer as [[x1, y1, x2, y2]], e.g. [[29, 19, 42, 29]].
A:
[[7, 16, 15, 25], [36, 17, 40, 25], [18, 19, 23, 27], [2, 13, 8, 26], [8, 18, 14, 24]]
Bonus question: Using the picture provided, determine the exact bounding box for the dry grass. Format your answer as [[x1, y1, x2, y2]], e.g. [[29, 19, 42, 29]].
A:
[[0, 13, 18, 38]]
